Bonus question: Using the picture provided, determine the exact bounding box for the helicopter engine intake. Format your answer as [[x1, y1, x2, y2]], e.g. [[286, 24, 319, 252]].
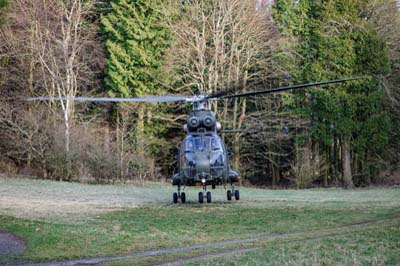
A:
[[186, 110, 217, 132]]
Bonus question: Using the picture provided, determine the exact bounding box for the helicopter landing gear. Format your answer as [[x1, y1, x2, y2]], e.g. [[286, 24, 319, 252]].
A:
[[198, 191, 211, 203], [173, 185, 186, 204], [227, 190, 232, 201], [198, 183, 212, 203], [206, 191, 212, 203], [234, 189, 240, 200], [226, 183, 239, 201], [198, 191, 204, 203], [181, 192, 186, 203]]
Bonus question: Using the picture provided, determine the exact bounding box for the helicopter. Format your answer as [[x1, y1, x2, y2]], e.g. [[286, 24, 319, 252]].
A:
[[28, 77, 363, 204]]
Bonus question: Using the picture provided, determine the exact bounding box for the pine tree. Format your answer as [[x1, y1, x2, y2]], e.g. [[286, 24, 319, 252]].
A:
[[102, 0, 170, 98], [0, 0, 7, 17], [102, 0, 171, 159], [0, 0, 7, 9], [273, 0, 390, 187]]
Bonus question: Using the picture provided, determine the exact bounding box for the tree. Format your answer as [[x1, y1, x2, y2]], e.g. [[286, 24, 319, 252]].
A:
[[366, 0, 400, 167], [36, 0, 100, 153], [102, 0, 170, 98], [273, 0, 391, 187], [0, 0, 7, 12], [0, 0, 103, 178], [167, 0, 276, 171], [102, 0, 171, 155]]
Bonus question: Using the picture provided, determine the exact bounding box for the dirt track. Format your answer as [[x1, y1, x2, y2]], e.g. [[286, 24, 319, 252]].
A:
[[0, 231, 24, 256], [6, 215, 399, 266]]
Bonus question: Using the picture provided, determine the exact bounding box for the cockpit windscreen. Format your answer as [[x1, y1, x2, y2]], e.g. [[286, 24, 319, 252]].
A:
[[184, 136, 222, 152]]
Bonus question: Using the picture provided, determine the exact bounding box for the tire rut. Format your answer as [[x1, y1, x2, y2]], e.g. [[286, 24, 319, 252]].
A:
[[0, 231, 25, 256], [6, 215, 400, 266], [155, 230, 368, 266]]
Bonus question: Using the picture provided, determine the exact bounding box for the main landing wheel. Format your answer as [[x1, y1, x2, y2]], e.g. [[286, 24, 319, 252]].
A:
[[173, 192, 178, 204], [234, 190, 240, 200], [227, 190, 232, 201], [198, 191, 204, 203], [206, 191, 212, 203], [181, 192, 186, 203]]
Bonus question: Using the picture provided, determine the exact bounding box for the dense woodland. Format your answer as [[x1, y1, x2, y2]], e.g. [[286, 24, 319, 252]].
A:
[[0, 0, 399, 188]]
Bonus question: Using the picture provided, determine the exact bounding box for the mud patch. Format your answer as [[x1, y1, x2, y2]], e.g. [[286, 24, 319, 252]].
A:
[[0, 231, 24, 256]]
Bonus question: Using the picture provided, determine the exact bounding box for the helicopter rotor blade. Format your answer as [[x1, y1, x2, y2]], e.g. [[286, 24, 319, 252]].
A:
[[26, 78, 366, 104], [220, 130, 243, 134], [27, 95, 189, 103], [207, 77, 365, 100]]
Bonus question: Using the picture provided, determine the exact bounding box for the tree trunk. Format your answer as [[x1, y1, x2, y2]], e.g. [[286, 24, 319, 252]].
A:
[[324, 147, 329, 187], [27, 25, 35, 168], [64, 103, 70, 153], [222, 99, 228, 142], [342, 138, 354, 189], [116, 112, 124, 180], [333, 137, 339, 186], [303, 140, 312, 186], [271, 160, 276, 188], [136, 104, 145, 156]]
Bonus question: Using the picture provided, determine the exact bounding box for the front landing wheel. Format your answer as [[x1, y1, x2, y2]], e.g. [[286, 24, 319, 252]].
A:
[[206, 191, 212, 203], [234, 190, 240, 200], [227, 190, 232, 201], [198, 192, 204, 203], [181, 192, 186, 203]]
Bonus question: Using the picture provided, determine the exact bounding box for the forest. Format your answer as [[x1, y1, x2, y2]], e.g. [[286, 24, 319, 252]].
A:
[[0, 0, 399, 188]]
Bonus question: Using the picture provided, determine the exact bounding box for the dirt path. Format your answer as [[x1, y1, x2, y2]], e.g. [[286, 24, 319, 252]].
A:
[[154, 231, 364, 266], [6, 215, 399, 266], [0, 231, 24, 256]]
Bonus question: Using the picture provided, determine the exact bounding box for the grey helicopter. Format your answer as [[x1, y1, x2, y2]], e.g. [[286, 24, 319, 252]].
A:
[[29, 77, 363, 204]]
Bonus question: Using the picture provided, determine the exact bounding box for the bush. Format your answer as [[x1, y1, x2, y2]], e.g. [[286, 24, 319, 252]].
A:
[[0, 105, 161, 183], [44, 122, 160, 183]]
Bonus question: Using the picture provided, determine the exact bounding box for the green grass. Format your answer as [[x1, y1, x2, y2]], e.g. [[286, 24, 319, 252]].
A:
[[0, 204, 398, 263], [185, 221, 400, 266], [0, 178, 399, 265], [105, 218, 400, 266]]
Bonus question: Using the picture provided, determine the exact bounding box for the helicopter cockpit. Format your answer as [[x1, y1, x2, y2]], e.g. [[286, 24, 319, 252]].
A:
[[184, 135, 223, 152], [180, 134, 226, 181]]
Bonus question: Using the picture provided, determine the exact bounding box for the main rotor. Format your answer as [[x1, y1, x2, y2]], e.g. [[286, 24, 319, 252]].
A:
[[27, 77, 365, 107]]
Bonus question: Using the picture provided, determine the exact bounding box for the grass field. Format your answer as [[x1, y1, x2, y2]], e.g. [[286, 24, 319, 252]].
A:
[[0, 177, 399, 265]]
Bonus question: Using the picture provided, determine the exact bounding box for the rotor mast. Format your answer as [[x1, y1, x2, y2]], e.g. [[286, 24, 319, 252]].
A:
[[193, 101, 205, 111]]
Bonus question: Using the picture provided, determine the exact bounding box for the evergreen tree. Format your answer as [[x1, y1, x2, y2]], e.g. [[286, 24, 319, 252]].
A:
[[0, 0, 7, 9], [0, 0, 7, 17], [273, 0, 390, 187], [102, 0, 170, 98], [102, 0, 171, 160]]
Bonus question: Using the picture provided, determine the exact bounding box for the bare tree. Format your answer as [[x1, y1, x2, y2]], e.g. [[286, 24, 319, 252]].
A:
[[0, 102, 51, 176], [34, 0, 100, 153], [167, 0, 277, 170], [0, 0, 103, 178], [0, 0, 60, 166]]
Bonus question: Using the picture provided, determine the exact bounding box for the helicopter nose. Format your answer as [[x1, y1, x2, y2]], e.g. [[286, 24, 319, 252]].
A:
[[195, 153, 210, 176]]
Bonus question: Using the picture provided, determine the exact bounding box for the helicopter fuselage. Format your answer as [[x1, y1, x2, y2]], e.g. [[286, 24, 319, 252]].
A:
[[172, 108, 239, 190], [178, 132, 228, 186]]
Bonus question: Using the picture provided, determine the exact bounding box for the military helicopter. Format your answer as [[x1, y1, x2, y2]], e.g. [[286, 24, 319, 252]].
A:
[[29, 77, 362, 204]]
